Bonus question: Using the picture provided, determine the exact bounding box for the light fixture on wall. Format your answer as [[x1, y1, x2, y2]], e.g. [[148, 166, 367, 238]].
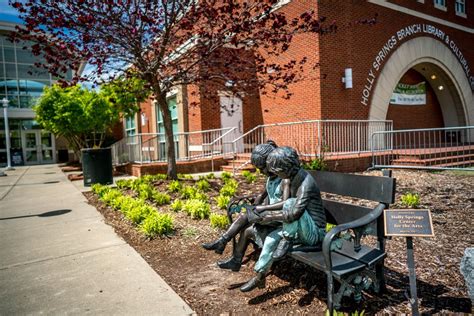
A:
[[342, 68, 353, 89]]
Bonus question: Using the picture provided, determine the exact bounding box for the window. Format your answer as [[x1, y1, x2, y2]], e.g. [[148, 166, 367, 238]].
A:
[[455, 0, 466, 17], [125, 115, 136, 136], [434, 0, 447, 11]]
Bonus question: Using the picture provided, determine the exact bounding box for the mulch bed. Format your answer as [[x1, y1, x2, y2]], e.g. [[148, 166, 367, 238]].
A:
[[83, 170, 473, 315]]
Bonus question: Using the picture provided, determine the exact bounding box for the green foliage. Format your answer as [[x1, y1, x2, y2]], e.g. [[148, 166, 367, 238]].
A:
[[140, 213, 174, 238], [126, 203, 155, 224], [215, 195, 231, 210], [91, 183, 109, 196], [221, 171, 232, 181], [303, 157, 327, 171], [178, 173, 194, 180], [241, 170, 257, 183], [116, 179, 133, 189], [219, 179, 238, 197], [182, 199, 211, 219], [205, 173, 215, 179], [35, 84, 123, 153], [196, 179, 211, 192], [325, 310, 365, 316], [180, 185, 198, 199], [100, 189, 122, 205], [167, 180, 182, 193], [193, 192, 209, 202], [171, 199, 183, 212], [210, 213, 230, 229], [151, 191, 171, 205], [137, 183, 154, 200], [182, 227, 199, 238], [400, 193, 420, 208]]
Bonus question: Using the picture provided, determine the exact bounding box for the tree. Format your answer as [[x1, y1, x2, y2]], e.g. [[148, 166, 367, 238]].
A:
[[11, 0, 376, 178], [35, 80, 146, 159]]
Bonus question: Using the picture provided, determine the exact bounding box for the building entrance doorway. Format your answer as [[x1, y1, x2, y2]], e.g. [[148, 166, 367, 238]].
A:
[[220, 94, 243, 152], [22, 130, 55, 165]]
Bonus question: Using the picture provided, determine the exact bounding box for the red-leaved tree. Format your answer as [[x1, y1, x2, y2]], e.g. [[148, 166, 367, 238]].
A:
[[11, 0, 376, 178]]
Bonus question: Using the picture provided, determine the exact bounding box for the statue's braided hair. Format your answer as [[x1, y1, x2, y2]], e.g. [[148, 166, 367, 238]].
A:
[[250, 140, 278, 169], [266, 146, 300, 177]]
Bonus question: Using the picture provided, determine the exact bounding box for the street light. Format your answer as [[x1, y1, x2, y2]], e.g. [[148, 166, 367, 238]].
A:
[[1, 97, 14, 173]]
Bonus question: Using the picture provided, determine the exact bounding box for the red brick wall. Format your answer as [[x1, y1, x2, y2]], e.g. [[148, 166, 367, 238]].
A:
[[386, 69, 445, 130]]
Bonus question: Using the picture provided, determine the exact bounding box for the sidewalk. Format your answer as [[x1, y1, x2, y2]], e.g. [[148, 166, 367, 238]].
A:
[[0, 165, 194, 315]]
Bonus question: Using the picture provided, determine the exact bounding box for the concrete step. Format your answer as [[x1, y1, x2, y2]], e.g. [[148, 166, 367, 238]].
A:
[[392, 154, 474, 167]]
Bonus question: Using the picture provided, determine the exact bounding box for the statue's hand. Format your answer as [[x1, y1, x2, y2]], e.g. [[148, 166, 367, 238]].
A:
[[245, 206, 262, 224]]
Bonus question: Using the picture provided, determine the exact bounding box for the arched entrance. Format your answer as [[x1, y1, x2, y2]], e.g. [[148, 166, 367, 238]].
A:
[[369, 36, 473, 127]]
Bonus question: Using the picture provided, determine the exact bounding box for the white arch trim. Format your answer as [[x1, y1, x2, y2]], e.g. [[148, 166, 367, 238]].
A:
[[369, 36, 474, 127]]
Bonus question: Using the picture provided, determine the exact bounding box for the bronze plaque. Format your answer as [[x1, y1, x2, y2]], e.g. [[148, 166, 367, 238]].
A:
[[384, 209, 434, 237]]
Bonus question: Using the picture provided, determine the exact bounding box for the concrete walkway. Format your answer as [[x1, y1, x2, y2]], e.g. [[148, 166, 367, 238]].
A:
[[0, 165, 194, 315]]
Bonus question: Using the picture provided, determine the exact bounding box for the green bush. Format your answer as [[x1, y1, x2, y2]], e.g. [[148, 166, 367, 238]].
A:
[[119, 197, 143, 215], [140, 213, 174, 237], [171, 199, 183, 212], [167, 180, 182, 193], [182, 199, 211, 219], [151, 191, 171, 205], [210, 213, 229, 229], [178, 173, 194, 180], [126, 203, 155, 224], [241, 170, 257, 183], [180, 185, 198, 199], [221, 171, 232, 181], [116, 179, 133, 189], [193, 192, 209, 202], [137, 183, 154, 200], [151, 173, 167, 181], [205, 173, 215, 179], [219, 179, 238, 197], [100, 189, 122, 205], [92, 183, 110, 197], [303, 157, 327, 171], [215, 195, 231, 210], [401, 193, 420, 208], [196, 179, 211, 192]]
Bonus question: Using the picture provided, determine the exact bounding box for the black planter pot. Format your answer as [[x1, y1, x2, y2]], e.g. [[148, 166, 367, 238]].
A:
[[82, 148, 113, 187]]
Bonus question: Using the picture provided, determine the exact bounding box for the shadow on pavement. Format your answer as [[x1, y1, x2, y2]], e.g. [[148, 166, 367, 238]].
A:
[[0, 209, 72, 221]]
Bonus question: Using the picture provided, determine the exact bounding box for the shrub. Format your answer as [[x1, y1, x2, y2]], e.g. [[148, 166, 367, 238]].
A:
[[221, 171, 232, 181], [140, 213, 174, 237], [193, 192, 209, 202], [178, 173, 194, 180], [167, 180, 182, 193], [206, 173, 215, 179], [180, 185, 198, 199], [100, 189, 122, 205], [92, 183, 110, 197], [196, 179, 211, 192], [241, 170, 257, 183], [171, 199, 183, 212], [219, 180, 238, 197], [151, 173, 167, 181], [116, 179, 133, 189], [401, 193, 420, 208], [137, 183, 154, 200], [151, 191, 171, 205], [303, 157, 327, 171], [126, 204, 155, 224], [119, 197, 143, 215], [210, 213, 229, 229], [182, 199, 211, 219], [215, 195, 231, 210]]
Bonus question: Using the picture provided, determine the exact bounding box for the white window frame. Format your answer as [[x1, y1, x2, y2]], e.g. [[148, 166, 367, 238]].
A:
[[455, 0, 467, 17], [434, 0, 447, 11], [124, 114, 137, 137]]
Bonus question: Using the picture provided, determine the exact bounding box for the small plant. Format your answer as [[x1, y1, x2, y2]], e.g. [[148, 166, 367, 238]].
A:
[[400, 193, 420, 208], [167, 180, 182, 193], [151, 191, 171, 205], [140, 213, 174, 237], [215, 195, 231, 210], [196, 179, 211, 192], [116, 179, 133, 189], [241, 170, 257, 183], [178, 173, 194, 180], [182, 199, 211, 219], [210, 213, 230, 229], [171, 199, 183, 212], [183, 226, 199, 238], [180, 185, 198, 199], [205, 173, 215, 179], [219, 179, 238, 197], [100, 189, 122, 205], [193, 192, 209, 202], [137, 183, 154, 200], [303, 157, 327, 171], [151, 173, 167, 181], [126, 203, 155, 224], [221, 171, 232, 181]]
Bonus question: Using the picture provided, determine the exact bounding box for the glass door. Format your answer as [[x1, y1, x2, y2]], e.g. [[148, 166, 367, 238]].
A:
[[21, 130, 56, 165]]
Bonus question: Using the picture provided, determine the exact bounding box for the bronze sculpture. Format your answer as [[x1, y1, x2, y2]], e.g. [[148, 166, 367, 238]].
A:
[[239, 146, 327, 292]]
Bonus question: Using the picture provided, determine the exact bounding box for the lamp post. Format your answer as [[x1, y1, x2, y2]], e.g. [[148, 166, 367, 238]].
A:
[[1, 97, 13, 172]]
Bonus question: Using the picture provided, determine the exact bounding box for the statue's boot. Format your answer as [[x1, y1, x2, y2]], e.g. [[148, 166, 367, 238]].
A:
[[217, 256, 242, 271], [240, 272, 266, 292], [202, 236, 230, 254], [272, 238, 293, 260]]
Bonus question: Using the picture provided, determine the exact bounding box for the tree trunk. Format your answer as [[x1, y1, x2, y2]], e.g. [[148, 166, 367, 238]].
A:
[[157, 94, 178, 179]]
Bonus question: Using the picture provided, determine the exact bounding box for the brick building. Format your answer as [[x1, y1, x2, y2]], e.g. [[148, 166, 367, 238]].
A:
[[123, 0, 473, 172]]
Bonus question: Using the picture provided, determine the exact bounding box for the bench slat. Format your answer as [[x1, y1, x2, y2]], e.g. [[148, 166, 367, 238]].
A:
[[334, 240, 386, 267], [323, 199, 378, 236], [290, 250, 366, 278], [310, 170, 396, 204]]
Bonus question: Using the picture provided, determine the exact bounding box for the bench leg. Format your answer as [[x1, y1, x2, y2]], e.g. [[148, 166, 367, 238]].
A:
[[376, 262, 386, 293], [326, 272, 334, 313]]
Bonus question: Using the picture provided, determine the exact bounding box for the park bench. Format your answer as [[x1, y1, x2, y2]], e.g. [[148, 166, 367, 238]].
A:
[[228, 170, 396, 310]]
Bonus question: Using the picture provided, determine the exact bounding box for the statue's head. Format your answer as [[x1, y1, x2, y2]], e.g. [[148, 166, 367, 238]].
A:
[[251, 140, 278, 176], [266, 146, 300, 179]]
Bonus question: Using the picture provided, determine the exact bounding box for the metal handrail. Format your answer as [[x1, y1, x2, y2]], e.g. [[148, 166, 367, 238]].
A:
[[210, 127, 237, 172]]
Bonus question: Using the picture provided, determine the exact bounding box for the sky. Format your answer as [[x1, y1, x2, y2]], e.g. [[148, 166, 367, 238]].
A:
[[0, 0, 22, 24]]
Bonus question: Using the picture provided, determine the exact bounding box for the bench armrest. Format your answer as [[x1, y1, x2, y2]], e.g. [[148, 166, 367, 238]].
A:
[[226, 194, 259, 223], [322, 203, 386, 273]]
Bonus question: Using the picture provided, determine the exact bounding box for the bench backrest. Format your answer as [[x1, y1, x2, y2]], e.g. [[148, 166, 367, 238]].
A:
[[308, 170, 396, 237]]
